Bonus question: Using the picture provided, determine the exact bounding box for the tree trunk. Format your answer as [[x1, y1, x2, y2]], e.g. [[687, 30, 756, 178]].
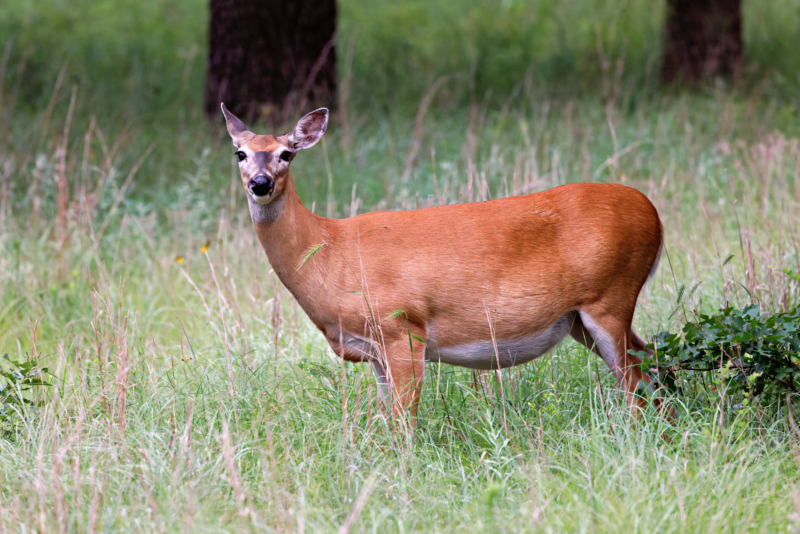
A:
[[205, 0, 336, 120], [661, 0, 743, 84]]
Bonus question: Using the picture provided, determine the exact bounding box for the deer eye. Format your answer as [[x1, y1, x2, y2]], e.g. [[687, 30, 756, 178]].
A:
[[235, 151, 246, 162], [279, 151, 292, 162]]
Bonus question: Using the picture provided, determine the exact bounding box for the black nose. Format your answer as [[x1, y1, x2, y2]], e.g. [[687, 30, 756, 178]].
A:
[[249, 175, 274, 197]]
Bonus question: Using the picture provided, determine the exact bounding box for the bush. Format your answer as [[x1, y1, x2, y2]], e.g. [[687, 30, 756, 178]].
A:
[[0, 354, 50, 438], [636, 304, 800, 404]]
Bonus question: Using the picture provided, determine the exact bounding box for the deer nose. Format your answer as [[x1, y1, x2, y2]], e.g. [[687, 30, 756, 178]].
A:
[[249, 175, 274, 197]]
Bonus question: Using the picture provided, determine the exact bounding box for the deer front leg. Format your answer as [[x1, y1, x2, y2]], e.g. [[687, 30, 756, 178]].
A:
[[382, 328, 426, 427]]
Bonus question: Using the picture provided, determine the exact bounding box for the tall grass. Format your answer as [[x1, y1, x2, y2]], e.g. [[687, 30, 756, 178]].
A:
[[1, 0, 800, 531]]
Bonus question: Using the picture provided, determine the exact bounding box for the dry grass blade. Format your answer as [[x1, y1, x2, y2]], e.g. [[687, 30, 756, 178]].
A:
[[96, 141, 156, 239], [337, 471, 379, 534], [786, 394, 800, 474], [402, 75, 450, 182], [485, 303, 508, 436]]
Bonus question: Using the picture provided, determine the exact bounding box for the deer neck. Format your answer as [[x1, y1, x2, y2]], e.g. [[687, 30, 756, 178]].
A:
[[248, 173, 333, 298]]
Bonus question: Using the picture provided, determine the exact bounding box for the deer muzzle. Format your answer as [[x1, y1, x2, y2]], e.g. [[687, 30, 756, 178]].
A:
[[249, 174, 274, 197]]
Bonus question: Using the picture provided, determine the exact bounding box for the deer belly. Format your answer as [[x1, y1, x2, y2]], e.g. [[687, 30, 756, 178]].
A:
[[425, 312, 573, 370]]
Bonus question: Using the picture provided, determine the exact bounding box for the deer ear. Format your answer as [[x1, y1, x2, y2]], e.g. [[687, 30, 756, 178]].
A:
[[220, 103, 252, 147], [288, 108, 328, 150]]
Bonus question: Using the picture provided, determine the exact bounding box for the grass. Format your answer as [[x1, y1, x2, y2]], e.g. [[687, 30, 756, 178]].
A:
[[2, 0, 800, 531]]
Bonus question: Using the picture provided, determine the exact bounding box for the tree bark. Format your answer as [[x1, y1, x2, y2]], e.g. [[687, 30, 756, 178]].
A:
[[205, 0, 336, 120], [661, 0, 743, 84]]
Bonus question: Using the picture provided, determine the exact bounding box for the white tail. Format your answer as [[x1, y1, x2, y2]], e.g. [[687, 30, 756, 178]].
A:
[[221, 104, 664, 420]]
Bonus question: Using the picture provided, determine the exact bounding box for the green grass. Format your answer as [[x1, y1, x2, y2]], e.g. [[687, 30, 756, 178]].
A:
[[2, 0, 800, 531]]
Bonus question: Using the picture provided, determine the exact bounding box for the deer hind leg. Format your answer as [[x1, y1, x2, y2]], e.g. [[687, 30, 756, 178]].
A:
[[630, 328, 652, 355], [571, 308, 648, 411], [569, 314, 602, 359], [629, 326, 676, 417], [383, 329, 426, 427]]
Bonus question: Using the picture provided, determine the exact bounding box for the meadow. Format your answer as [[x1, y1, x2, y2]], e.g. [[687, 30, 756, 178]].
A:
[[1, 0, 800, 531]]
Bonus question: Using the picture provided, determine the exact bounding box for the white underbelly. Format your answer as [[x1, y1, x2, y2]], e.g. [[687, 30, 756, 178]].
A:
[[425, 312, 574, 370]]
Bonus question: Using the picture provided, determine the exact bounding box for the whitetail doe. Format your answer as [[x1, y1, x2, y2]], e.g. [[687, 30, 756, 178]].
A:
[[221, 104, 663, 420]]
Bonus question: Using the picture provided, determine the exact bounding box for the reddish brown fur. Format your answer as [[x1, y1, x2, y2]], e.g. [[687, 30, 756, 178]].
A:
[[247, 135, 284, 152]]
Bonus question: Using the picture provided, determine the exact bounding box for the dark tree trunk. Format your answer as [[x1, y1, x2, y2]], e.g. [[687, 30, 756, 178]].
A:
[[205, 0, 336, 120], [661, 0, 743, 84]]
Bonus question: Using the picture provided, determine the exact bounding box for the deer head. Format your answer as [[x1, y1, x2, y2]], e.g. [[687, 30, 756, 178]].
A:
[[220, 103, 328, 206]]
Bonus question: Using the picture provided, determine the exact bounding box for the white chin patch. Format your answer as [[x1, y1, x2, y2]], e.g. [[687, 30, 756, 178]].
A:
[[251, 193, 272, 205]]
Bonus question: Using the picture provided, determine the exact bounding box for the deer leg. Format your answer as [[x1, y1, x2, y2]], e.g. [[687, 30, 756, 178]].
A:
[[569, 313, 602, 358], [630, 327, 675, 417], [573, 309, 648, 411], [384, 329, 426, 427], [630, 328, 652, 355], [575, 315, 673, 418]]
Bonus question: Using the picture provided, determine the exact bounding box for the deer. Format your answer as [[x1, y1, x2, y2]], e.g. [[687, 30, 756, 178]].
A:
[[220, 103, 664, 423]]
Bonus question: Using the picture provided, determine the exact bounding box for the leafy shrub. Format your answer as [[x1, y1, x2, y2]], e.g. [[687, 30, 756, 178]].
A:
[[0, 354, 51, 438], [635, 304, 800, 404]]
